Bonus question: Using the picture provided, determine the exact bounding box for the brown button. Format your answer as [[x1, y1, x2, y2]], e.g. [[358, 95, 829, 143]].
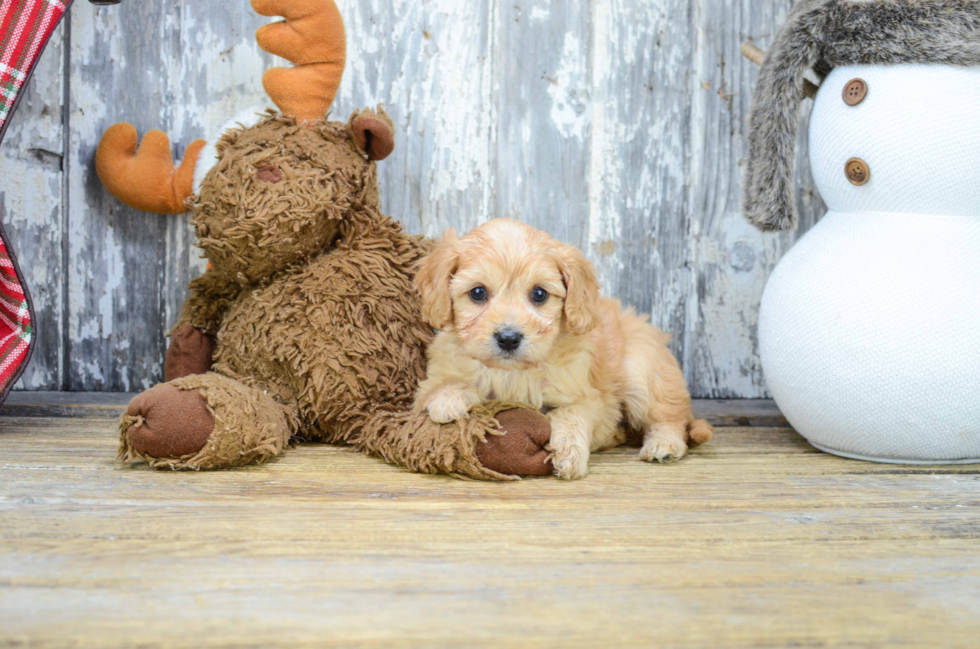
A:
[[843, 78, 867, 106], [845, 158, 870, 186]]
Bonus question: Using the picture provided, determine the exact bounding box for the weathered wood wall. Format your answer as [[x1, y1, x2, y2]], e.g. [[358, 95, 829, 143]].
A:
[[0, 0, 824, 396]]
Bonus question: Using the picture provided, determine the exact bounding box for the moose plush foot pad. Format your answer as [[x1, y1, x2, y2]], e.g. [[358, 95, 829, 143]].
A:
[[122, 384, 215, 458], [477, 408, 552, 477], [119, 374, 297, 470]]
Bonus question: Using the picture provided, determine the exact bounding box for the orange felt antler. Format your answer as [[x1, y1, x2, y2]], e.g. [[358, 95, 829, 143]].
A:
[[253, 0, 347, 124], [95, 123, 206, 214]]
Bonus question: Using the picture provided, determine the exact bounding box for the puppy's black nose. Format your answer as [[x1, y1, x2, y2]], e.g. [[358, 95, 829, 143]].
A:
[[494, 328, 524, 352]]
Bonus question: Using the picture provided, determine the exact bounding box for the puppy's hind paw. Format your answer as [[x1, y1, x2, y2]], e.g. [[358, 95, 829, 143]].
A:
[[639, 437, 688, 464]]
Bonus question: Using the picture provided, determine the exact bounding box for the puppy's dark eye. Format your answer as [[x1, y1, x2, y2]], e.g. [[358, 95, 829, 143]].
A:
[[469, 286, 488, 302], [531, 287, 549, 304]]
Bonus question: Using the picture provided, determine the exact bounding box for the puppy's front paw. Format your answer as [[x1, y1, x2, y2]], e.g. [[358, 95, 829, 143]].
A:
[[639, 435, 688, 463], [427, 391, 477, 424], [549, 440, 590, 480]]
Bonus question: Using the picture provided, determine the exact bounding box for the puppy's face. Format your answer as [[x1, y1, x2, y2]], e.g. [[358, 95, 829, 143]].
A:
[[416, 219, 600, 370], [449, 243, 566, 369]]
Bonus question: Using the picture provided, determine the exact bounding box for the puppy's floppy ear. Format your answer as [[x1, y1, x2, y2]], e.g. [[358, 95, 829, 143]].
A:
[[415, 228, 460, 329], [557, 243, 600, 336]]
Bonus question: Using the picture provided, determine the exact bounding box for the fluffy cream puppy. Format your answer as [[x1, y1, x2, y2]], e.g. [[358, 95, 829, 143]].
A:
[[414, 219, 712, 480]]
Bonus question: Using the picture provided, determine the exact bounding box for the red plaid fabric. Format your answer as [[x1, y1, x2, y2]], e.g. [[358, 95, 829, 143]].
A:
[[0, 0, 67, 139], [0, 0, 71, 400], [0, 233, 32, 394]]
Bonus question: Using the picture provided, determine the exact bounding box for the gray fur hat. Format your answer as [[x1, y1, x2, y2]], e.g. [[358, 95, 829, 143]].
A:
[[744, 0, 980, 231]]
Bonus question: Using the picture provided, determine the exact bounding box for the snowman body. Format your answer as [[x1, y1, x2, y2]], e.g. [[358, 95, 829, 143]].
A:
[[759, 65, 980, 463]]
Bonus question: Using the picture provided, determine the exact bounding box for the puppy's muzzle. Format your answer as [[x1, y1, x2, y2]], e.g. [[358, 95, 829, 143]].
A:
[[494, 328, 524, 353]]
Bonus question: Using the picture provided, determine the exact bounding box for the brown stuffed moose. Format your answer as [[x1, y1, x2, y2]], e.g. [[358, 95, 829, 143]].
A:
[[94, 0, 553, 479]]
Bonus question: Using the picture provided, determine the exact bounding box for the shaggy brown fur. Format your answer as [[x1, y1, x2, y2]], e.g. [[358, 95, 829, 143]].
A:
[[356, 401, 551, 481], [116, 109, 551, 478]]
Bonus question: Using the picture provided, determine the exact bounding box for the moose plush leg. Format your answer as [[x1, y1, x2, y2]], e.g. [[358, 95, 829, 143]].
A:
[[355, 402, 553, 480], [164, 325, 216, 381], [119, 373, 298, 470]]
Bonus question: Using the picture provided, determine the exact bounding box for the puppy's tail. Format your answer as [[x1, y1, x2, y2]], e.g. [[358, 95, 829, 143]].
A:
[[687, 419, 713, 447]]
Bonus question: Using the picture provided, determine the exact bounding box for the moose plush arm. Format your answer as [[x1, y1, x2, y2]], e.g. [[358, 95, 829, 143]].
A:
[[174, 267, 244, 335], [160, 269, 245, 381]]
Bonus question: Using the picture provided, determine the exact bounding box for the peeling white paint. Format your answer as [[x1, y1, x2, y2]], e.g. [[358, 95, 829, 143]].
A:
[[588, 0, 619, 283], [3, 0, 817, 397], [547, 32, 590, 141]]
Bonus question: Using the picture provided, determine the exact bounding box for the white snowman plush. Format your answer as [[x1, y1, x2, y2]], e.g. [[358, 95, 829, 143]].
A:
[[743, 0, 980, 464]]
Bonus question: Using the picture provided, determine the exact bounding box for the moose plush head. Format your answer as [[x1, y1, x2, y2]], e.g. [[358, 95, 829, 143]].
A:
[[95, 0, 395, 284]]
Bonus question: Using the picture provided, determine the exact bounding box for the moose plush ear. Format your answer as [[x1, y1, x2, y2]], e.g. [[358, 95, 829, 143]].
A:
[[350, 107, 396, 161], [414, 229, 459, 329], [557, 243, 600, 336]]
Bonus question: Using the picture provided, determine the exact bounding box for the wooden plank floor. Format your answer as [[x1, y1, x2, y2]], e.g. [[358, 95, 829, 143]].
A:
[[1, 395, 978, 647]]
